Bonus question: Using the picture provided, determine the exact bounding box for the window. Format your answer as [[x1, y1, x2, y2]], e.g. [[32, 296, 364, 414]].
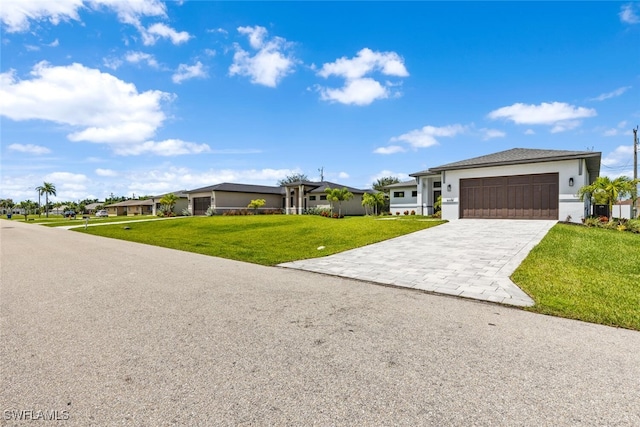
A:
[[309, 196, 316, 201], [412, 190, 418, 197], [434, 181, 442, 188], [320, 195, 327, 200], [393, 191, 404, 198]]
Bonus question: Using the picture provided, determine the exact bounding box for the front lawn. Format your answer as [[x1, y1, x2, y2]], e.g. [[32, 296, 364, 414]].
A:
[[75, 215, 445, 265], [512, 223, 640, 330]]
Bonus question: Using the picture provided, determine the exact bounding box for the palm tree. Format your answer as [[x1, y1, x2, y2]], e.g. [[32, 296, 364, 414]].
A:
[[159, 193, 179, 216], [361, 192, 386, 215], [36, 182, 56, 218], [578, 176, 638, 218], [324, 187, 354, 217]]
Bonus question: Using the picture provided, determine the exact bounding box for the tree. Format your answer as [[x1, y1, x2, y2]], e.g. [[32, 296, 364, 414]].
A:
[[17, 200, 36, 220], [35, 182, 56, 218], [0, 198, 14, 215], [248, 199, 266, 214], [578, 176, 638, 218], [361, 192, 385, 215], [372, 176, 400, 213], [324, 187, 354, 217], [159, 193, 179, 216], [278, 173, 310, 186]]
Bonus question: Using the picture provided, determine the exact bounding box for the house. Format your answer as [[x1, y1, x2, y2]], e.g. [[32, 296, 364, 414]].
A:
[[281, 181, 372, 215], [409, 148, 601, 223], [186, 181, 372, 216], [386, 178, 439, 216], [84, 202, 103, 214], [149, 191, 189, 216], [104, 199, 153, 216], [187, 183, 284, 215]]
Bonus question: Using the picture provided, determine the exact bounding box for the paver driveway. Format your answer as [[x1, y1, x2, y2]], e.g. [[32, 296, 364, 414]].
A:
[[281, 219, 556, 306]]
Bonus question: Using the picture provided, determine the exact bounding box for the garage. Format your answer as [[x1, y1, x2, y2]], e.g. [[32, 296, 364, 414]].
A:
[[192, 197, 211, 216], [460, 173, 558, 220]]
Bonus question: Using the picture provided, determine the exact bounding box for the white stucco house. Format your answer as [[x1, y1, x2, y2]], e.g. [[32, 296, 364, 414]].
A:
[[402, 148, 601, 223]]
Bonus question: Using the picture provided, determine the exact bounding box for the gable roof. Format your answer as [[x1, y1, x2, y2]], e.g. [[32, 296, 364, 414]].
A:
[[383, 179, 417, 189], [188, 182, 284, 195], [411, 148, 601, 176], [150, 190, 189, 199]]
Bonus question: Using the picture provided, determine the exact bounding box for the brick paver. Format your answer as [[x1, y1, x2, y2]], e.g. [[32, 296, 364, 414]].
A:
[[280, 219, 556, 306]]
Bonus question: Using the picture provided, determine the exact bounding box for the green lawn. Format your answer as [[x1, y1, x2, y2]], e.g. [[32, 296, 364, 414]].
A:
[[512, 223, 640, 331], [75, 215, 446, 265], [2, 214, 158, 227]]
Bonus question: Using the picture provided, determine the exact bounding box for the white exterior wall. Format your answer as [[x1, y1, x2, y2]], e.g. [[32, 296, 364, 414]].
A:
[[415, 176, 442, 215], [440, 159, 590, 223], [388, 185, 419, 215]]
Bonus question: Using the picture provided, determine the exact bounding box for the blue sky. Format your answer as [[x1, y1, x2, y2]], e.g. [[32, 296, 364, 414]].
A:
[[1, 1, 639, 202]]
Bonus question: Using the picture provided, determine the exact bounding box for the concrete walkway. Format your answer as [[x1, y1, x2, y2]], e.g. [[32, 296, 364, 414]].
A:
[[280, 219, 556, 307]]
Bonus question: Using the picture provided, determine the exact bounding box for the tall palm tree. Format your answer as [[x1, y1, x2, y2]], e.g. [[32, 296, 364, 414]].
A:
[[36, 182, 56, 218]]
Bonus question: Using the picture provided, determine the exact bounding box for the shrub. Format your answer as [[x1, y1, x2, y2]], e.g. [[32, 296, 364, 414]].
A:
[[181, 208, 192, 216], [411, 210, 416, 215], [205, 207, 216, 216], [404, 210, 409, 216], [626, 219, 640, 233], [395, 212, 400, 216], [305, 207, 332, 216], [584, 217, 600, 227]]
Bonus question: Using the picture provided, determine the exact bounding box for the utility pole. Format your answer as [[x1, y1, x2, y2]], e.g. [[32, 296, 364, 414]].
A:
[[318, 167, 324, 182], [633, 126, 638, 219]]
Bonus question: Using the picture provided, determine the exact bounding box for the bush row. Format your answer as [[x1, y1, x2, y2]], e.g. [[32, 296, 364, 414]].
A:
[[583, 216, 640, 233]]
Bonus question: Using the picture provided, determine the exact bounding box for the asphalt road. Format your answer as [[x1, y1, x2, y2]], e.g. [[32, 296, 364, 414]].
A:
[[1, 220, 639, 426]]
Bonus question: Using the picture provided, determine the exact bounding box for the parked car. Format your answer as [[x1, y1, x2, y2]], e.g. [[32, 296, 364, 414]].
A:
[[63, 210, 76, 218], [95, 210, 108, 217]]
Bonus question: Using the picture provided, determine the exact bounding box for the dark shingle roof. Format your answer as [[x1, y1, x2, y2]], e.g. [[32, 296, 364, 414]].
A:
[[383, 179, 417, 189], [150, 190, 189, 199], [106, 199, 153, 207], [188, 182, 284, 195], [411, 148, 601, 176]]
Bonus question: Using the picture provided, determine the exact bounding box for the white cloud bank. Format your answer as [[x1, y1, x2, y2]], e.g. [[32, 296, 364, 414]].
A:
[[0, 0, 190, 46], [229, 26, 296, 88], [0, 61, 171, 145], [317, 48, 409, 106], [7, 143, 51, 155], [487, 102, 596, 133], [113, 139, 211, 156]]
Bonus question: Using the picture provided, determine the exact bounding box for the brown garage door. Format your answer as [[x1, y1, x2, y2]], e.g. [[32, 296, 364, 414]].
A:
[[192, 197, 211, 216], [460, 173, 558, 220]]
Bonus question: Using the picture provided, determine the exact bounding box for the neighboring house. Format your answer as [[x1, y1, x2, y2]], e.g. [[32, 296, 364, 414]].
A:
[[187, 183, 284, 215], [104, 199, 153, 216], [84, 202, 103, 214], [281, 180, 372, 215], [186, 181, 372, 216], [149, 191, 189, 216], [410, 148, 601, 223], [386, 179, 440, 216]]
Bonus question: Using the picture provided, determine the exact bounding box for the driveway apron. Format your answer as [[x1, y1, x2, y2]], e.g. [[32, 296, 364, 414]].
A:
[[280, 219, 556, 306]]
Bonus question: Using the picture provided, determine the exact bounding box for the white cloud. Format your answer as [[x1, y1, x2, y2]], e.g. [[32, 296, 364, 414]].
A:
[[603, 128, 619, 137], [524, 129, 535, 135], [125, 51, 159, 68], [45, 171, 89, 193], [487, 102, 596, 132], [480, 128, 506, 140], [172, 61, 207, 84], [48, 39, 60, 47], [618, 121, 628, 129], [112, 139, 211, 156], [0, 0, 83, 33], [103, 56, 123, 70], [141, 22, 191, 46], [229, 25, 296, 87], [204, 48, 216, 57], [318, 48, 409, 80], [590, 86, 631, 101], [620, 3, 640, 24], [95, 168, 117, 177], [338, 172, 350, 179], [601, 145, 635, 178], [374, 145, 406, 155], [318, 78, 388, 106], [0, 0, 167, 33], [7, 143, 51, 155], [316, 48, 409, 106], [0, 61, 171, 145], [390, 124, 466, 148]]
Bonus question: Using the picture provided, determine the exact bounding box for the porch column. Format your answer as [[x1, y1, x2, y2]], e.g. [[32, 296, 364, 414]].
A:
[[416, 178, 424, 216], [285, 185, 291, 214], [298, 184, 304, 214]]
